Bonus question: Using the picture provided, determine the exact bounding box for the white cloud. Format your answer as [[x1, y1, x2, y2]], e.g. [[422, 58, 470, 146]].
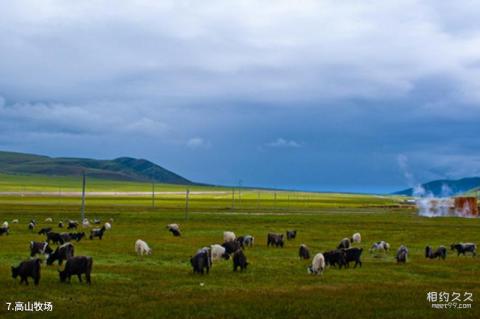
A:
[[186, 137, 211, 149], [0, 100, 169, 136], [1, 1, 480, 106], [266, 138, 302, 148], [1, 1, 480, 191]]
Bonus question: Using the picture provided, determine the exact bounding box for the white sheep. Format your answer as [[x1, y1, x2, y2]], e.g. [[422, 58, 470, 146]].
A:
[[210, 244, 229, 261], [308, 253, 325, 275], [2, 221, 8, 228], [11, 219, 19, 224], [351, 232, 361, 243], [135, 239, 152, 256], [370, 241, 390, 254], [104, 222, 112, 230], [44, 217, 53, 223], [223, 231, 236, 242], [82, 218, 90, 228]]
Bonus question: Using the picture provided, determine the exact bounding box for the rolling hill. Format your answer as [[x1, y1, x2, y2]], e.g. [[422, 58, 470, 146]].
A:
[[0, 150, 193, 185], [394, 177, 480, 197]]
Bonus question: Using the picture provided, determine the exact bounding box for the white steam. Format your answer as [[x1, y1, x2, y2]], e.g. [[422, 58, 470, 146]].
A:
[[416, 196, 453, 217], [397, 154, 416, 188], [397, 154, 476, 218]]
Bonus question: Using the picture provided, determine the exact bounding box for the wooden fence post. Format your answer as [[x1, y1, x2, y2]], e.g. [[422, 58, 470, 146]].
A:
[[185, 189, 190, 220]]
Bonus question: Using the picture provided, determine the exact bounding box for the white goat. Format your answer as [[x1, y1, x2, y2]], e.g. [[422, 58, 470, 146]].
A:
[[135, 239, 152, 256], [308, 253, 325, 275], [223, 231, 236, 242], [351, 232, 361, 243]]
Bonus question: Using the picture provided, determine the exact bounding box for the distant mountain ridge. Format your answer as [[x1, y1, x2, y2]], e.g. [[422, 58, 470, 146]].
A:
[[0, 150, 193, 185], [394, 177, 480, 196]]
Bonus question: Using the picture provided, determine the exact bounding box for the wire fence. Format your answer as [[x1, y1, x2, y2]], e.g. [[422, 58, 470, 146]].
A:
[[0, 187, 406, 217]]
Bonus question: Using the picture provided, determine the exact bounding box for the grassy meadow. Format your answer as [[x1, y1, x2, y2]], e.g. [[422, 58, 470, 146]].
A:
[[0, 173, 227, 192], [0, 175, 478, 318]]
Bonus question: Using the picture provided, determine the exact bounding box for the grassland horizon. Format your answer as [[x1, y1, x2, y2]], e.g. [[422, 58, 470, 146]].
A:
[[0, 174, 478, 319]]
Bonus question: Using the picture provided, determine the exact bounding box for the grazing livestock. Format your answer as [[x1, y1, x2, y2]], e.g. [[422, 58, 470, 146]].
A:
[[60, 232, 72, 243], [93, 218, 101, 224], [0, 226, 8, 236], [2, 221, 8, 228], [286, 230, 297, 240], [11, 258, 41, 286], [223, 231, 236, 242], [396, 245, 408, 264], [89, 226, 106, 240], [211, 244, 230, 261], [190, 250, 211, 274], [167, 224, 181, 236], [30, 241, 53, 257], [370, 241, 390, 254], [235, 235, 255, 248], [59, 256, 93, 285], [38, 227, 52, 235], [197, 247, 211, 255], [135, 239, 152, 256], [425, 246, 447, 260], [351, 233, 361, 243], [323, 249, 347, 269], [235, 236, 246, 248], [47, 243, 74, 266], [267, 233, 284, 248], [344, 248, 363, 268], [58, 221, 64, 228], [233, 249, 248, 271], [299, 244, 310, 260], [67, 220, 78, 230], [222, 240, 242, 255], [69, 232, 85, 242], [104, 222, 112, 230], [337, 238, 351, 249], [450, 243, 477, 257], [82, 219, 90, 228], [242, 235, 255, 247], [12, 219, 19, 224], [28, 222, 35, 231], [44, 217, 53, 223], [308, 253, 325, 275], [167, 223, 179, 230], [46, 232, 64, 245]]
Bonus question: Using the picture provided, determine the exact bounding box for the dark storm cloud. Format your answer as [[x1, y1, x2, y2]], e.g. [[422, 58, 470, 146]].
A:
[[1, 1, 480, 192]]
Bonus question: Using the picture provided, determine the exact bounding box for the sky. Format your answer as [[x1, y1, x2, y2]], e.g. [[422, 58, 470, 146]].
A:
[[1, 1, 480, 193]]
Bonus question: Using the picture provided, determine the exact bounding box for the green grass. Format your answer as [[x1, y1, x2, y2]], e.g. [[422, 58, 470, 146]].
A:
[[0, 188, 478, 318], [0, 173, 229, 192]]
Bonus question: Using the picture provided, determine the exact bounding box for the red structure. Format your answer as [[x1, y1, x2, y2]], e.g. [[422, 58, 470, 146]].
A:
[[454, 197, 478, 216]]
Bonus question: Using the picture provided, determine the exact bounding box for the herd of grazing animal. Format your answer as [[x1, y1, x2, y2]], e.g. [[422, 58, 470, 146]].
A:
[[187, 229, 476, 277], [306, 235, 477, 275], [3, 217, 478, 284], [5, 217, 111, 286], [189, 231, 254, 274]]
